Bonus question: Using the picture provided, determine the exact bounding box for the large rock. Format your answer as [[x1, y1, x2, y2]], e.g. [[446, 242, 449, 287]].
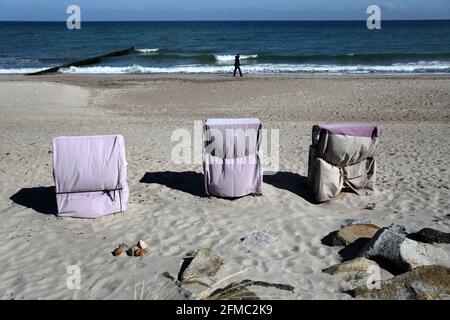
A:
[[336, 224, 380, 246], [323, 257, 379, 276], [180, 248, 224, 283], [353, 265, 450, 300], [359, 228, 450, 271], [388, 223, 417, 236], [413, 228, 450, 244], [324, 258, 393, 289]]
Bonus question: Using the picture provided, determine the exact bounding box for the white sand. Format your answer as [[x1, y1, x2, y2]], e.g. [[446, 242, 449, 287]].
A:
[[0, 75, 449, 299]]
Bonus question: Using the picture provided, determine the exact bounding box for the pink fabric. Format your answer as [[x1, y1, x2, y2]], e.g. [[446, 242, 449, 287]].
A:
[[312, 123, 378, 141], [203, 118, 262, 198], [52, 135, 129, 218]]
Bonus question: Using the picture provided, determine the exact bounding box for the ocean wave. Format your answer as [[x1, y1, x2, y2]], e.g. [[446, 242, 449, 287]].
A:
[[55, 61, 450, 75], [1, 61, 449, 75], [0, 67, 46, 74], [136, 48, 160, 54], [215, 54, 258, 62]]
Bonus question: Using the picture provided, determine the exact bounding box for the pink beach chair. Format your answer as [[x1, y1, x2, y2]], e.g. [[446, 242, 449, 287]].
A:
[[52, 135, 129, 218], [203, 118, 263, 198]]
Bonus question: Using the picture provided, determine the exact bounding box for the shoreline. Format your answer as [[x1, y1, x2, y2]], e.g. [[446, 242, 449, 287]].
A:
[[2, 73, 450, 83]]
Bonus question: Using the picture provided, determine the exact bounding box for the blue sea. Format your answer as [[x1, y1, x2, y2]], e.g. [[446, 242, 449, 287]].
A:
[[1, 21, 450, 75]]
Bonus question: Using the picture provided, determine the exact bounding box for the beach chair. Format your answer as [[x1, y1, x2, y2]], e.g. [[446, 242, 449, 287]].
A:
[[307, 123, 378, 202], [52, 135, 129, 218], [203, 118, 263, 198]]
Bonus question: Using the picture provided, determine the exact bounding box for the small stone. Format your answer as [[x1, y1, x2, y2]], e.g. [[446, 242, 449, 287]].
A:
[[136, 248, 148, 257], [364, 203, 376, 210], [413, 228, 450, 244], [134, 248, 148, 257], [353, 265, 450, 300], [113, 248, 122, 256], [127, 245, 139, 257], [137, 240, 148, 249], [336, 224, 380, 246], [119, 243, 129, 251]]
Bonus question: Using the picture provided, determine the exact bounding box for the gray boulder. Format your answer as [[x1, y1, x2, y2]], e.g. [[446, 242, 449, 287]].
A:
[[388, 223, 417, 236], [359, 228, 450, 271], [414, 228, 450, 244], [353, 265, 450, 300], [180, 248, 224, 283]]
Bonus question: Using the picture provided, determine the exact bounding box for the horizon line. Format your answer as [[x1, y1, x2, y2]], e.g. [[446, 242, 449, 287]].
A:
[[1, 18, 450, 22]]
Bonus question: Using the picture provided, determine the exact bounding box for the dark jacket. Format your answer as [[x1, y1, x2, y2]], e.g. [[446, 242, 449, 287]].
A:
[[234, 56, 240, 67]]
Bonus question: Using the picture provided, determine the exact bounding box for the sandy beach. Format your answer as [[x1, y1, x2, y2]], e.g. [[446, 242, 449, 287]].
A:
[[0, 75, 449, 300]]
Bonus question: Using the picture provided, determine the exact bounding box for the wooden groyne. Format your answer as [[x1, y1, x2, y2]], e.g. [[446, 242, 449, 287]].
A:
[[26, 47, 135, 75]]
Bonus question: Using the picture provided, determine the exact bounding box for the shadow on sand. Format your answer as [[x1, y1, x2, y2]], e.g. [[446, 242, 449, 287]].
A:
[[139, 171, 206, 197], [263, 171, 317, 204], [10, 186, 57, 215]]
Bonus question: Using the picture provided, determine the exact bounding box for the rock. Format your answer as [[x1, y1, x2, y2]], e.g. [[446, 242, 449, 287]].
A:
[[208, 282, 260, 300], [388, 223, 417, 236], [113, 248, 122, 256], [324, 258, 394, 289], [341, 218, 372, 228], [323, 257, 379, 276], [413, 228, 450, 244], [353, 265, 450, 300], [127, 245, 139, 257], [364, 203, 376, 210], [137, 240, 148, 249], [240, 231, 280, 248], [118, 243, 129, 251], [180, 248, 224, 283], [134, 248, 148, 257], [359, 228, 450, 271], [336, 224, 380, 246]]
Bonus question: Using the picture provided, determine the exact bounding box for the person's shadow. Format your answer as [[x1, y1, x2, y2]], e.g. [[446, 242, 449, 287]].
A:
[[263, 171, 317, 204], [139, 171, 205, 197], [10, 186, 57, 215]]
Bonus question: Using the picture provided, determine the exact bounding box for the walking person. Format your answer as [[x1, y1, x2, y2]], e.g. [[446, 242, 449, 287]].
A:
[[233, 53, 243, 77]]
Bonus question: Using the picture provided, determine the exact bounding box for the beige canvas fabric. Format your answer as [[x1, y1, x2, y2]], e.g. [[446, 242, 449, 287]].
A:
[[307, 124, 378, 202]]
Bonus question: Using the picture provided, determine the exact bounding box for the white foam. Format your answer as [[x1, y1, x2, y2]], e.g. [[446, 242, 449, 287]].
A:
[[0, 68, 45, 74], [59, 61, 450, 75], [2, 60, 449, 75], [136, 48, 160, 54], [215, 54, 258, 62]]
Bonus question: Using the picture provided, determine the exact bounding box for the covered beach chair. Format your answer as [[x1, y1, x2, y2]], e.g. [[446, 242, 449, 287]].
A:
[[203, 118, 263, 198], [52, 135, 129, 218], [307, 123, 378, 202]]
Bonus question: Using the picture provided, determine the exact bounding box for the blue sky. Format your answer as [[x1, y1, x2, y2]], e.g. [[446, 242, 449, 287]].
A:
[[0, 0, 449, 21]]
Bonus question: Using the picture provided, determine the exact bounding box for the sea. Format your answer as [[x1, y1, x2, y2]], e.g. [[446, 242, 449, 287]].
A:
[[1, 20, 450, 75]]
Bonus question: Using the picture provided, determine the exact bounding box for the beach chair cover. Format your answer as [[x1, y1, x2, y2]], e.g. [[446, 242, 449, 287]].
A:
[[203, 118, 263, 198], [52, 135, 129, 218], [307, 123, 378, 202]]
